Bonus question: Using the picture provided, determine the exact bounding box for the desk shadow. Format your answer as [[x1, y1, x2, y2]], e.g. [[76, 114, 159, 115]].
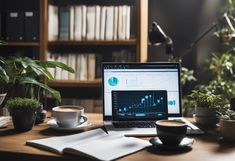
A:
[[212, 138, 235, 154], [0, 128, 22, 136], [147, 146, 192, 155], [39, 126, 106, 137], [39, 128, 86, 136]]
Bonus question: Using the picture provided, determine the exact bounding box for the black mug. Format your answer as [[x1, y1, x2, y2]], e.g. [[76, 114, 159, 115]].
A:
[[155, 120, 187, 146]]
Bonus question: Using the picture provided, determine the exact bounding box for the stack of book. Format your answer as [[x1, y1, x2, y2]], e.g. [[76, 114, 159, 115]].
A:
[[47, 50, 135, 81], [48, 5, 136, 41], [47, 52, 97, 81]]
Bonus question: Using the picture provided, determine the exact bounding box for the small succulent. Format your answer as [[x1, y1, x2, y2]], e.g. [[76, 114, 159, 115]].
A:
[[7, 97, 40, 111]]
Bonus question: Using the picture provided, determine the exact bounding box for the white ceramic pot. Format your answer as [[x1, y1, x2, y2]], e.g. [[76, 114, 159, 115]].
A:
[[220, 119, 235, 141]]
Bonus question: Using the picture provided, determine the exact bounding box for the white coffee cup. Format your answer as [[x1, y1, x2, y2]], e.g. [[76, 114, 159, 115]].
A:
[[52, 105, 85, 128]]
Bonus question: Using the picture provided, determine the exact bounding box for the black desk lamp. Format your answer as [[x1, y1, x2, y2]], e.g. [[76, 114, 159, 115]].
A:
[[148, 21, 174, 61]]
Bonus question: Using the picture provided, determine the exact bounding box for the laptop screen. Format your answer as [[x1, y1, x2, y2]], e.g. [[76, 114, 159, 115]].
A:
[[102, 62, 182, 120], [112, 90, 168, 121]]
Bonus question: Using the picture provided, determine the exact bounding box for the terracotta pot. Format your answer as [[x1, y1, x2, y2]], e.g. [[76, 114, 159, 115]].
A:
[[220, 119, 235, 141]]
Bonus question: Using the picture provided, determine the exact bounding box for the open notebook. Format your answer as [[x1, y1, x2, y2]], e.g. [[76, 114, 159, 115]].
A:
[[26, 128, 151, 161]]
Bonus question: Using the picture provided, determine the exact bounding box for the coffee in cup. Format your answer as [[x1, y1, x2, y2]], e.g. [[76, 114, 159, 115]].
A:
[[155, 120, 187, 145], [52, 105, 85, 128]]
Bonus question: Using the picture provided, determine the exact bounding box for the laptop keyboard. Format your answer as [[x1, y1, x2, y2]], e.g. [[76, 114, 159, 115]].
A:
[[113, 121, 156, 128]]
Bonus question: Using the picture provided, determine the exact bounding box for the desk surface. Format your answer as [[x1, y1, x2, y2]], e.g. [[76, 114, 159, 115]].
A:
[[0, 113, 235, 161]]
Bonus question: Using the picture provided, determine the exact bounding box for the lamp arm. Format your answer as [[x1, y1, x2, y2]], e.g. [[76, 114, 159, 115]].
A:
[[180, 23, 217, 60]]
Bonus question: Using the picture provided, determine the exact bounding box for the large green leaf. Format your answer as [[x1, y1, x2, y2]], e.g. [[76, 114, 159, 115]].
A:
[[38, 61, 75, 73], [0, 66, 9, 83], [18, 77, 61, 102], [13, 57, 54, 79]]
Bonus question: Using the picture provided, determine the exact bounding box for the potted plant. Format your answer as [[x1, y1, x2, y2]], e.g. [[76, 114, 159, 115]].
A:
[[7, 97, 40, 132], [0, 55, 75, 124], [188, 90, 222, 127], [219, 109, 235, 141]]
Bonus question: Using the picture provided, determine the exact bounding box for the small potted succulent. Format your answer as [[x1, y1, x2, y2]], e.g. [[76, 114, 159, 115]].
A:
[[7, 97, 40, 132], [219, 109, 235, 141], [189, 90, 222, 127]]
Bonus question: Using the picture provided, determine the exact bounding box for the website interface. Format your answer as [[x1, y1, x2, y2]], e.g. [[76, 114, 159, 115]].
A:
[[103, 64, 181, 117]]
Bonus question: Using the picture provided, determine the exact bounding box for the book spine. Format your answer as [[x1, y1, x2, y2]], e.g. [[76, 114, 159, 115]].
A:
[[95, 5, 101, 40], [59, 6, 70, 40], [48, 5, 59, 41], [74, 5, 82, 41], [113, 6, 118, 40], [100, 6, 106, 40], [76, 54, 81, 80], [105, 6, 114, 40], [80, 54, 88, 80], [55, 54, 62, 80], [81, 5, 87, 40], [69, 6, 75, 40], [87, 54, 96, 80], [86, 6, 96, 40], [125, 6, 130, 40], [68, 54, 76, 80]]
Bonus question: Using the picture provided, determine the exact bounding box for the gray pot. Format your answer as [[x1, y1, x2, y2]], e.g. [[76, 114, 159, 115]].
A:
[[220, 119, 235, 142], [194, 107, 219, 127], [195, 107, 218, 117]]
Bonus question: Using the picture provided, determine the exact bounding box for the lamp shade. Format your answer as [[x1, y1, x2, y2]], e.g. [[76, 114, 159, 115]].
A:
[[149, 21, 167, 45]]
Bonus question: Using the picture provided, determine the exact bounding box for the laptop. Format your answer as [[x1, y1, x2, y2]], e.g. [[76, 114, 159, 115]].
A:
[[102, 62, 203, 136]]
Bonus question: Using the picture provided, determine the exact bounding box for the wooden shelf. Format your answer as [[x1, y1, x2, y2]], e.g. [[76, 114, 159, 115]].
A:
[[48, 39, 136, 46], [1, 42, 40, 47], [47, 79, 102, 87]]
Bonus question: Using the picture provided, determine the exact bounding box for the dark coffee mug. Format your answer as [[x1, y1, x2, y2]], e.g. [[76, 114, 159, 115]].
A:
[[155, 120, 187, 146]]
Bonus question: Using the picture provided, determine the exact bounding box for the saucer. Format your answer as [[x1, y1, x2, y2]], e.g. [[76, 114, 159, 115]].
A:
[[47, 116, 91, 131], [149, 137, 195, 150]]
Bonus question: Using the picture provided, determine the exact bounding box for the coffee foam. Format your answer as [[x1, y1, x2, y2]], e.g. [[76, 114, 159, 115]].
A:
[[157, 120, 186, 126]]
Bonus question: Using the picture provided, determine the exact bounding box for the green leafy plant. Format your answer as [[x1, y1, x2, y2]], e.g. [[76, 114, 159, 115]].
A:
[[188, 90, 222, 108], [214, 0, 235, 42], [7, 97, 40, 111], [1, 55, 75, 102], [181, 67, 197, 86], [220, 109, 235, 120]]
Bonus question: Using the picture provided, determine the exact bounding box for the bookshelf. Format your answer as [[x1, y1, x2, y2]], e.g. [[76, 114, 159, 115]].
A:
[[0, 0, 148, 107]]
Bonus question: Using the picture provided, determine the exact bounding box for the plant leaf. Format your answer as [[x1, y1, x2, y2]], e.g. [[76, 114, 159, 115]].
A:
[[38, 61, 75, 73], [0, 66, 9, 83], [18, 77, 61, 102]]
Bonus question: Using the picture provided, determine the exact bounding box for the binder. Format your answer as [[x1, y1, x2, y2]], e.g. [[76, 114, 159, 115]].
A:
[[24, 11, 39, 42], [6, 11, 24, 42]]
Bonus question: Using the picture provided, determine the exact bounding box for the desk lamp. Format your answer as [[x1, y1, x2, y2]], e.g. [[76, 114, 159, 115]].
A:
[[148, 21, 174, 61]]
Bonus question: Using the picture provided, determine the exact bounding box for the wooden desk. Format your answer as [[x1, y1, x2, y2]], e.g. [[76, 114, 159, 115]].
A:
[[0, 113, 235, 161]]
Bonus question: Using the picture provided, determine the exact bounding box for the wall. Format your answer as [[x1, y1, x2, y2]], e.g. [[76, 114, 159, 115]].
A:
[[148, 0, 226, 91]]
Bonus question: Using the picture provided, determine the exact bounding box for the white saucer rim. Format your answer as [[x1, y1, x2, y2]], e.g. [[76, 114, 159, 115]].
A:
[[47, 116, 91, 130]]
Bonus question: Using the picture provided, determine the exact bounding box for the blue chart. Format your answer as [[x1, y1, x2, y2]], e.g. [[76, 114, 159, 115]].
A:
[[108, 77, 119, 86], [112, 90, 168, 120]]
